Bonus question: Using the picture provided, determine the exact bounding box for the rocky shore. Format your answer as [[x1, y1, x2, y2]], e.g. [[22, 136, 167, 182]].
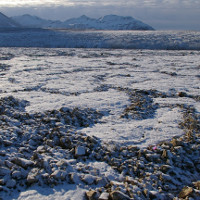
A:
[[0, 96, 199, 200]]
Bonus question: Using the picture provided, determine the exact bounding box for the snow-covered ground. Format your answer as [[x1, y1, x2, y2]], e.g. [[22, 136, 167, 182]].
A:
[[0, 47, 199, 199], [1, 48, 199, 147]]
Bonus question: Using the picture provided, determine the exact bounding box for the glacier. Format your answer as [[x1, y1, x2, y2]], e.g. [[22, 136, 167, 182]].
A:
[[0, 29, 199, 50]]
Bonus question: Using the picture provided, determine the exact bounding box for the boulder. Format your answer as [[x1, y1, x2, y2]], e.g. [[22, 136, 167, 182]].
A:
[[86, 190, 98, 200], [110, 190, 131, 200], [178, 186, 193, 198], [75, 146, 86, 156]]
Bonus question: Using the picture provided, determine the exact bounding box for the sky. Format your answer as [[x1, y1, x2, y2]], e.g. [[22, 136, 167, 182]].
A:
[[0, 0, 200, 30]]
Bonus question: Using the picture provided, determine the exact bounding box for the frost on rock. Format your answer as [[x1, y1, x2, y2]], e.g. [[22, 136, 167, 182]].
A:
[[75, 146, 86, 156]]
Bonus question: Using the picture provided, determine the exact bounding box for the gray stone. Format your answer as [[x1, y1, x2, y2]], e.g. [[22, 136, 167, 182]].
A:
[[68, 172, 79, 184], [0, 167, 10, 176], [27, 168, 39, 185], [82, 174, 96, 185], [4, 160, 13, 168], [50, 170, 67, 181], [12, 171, 23, 180], [11, 157, 34, 169], [6, 179, 16, 188], [110, 191, 131, 200], [75, 146, 86, 156]]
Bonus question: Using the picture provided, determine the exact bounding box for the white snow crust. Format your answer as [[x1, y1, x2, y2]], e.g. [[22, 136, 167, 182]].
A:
[[0, 48, 199, 147], [0, 47, 199, 199]]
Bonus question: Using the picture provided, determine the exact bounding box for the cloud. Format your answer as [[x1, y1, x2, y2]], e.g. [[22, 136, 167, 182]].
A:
[[1, 0, 200, 30], [1, 0, 199, 8]]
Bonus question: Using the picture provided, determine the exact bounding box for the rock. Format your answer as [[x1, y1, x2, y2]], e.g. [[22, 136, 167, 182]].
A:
[[173, 146, 184, 155], [75, 146, 86, 156], [149, 190, 161, 199], [27, 168, 39, 185], [171, 138, 183, 147], [184, 159, 194, 168], [193, 181, 200, 190], [56, 159, 68, 167], [161, 149, 167, 159], [36, 146, 46, 153], [96, 177, 109, 186], [12, 171, 23, 180], [86, 190, 98, 200], [3, 140, 12, 146], [178, 186, 194, 198], [178, 92, 188, 97], [11, 157, 34, 169], [0, 167, 10, 176], [82, 174, 96, 185], [0, 150, 6, 156], [50, 170, 67, 181], [6, 179, 16, 188], [59, 137, 72, 149], [0, 179, 6, 185], [4, 160, 13, 168], [160, 165, 172, 173], [143, 189, 149, 198], [99, 192, 109, 200], [110, 190, 131, 200], [68, 172, 79, 184]]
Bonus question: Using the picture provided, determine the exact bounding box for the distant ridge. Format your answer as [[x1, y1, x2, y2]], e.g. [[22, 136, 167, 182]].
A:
[[0, 12, 20, 28], [12, 14, 154, 30]]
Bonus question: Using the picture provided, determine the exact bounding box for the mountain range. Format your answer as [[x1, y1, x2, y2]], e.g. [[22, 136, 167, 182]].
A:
[[0, 12, 19, 28], [0, 11, 154, 30], [12, 14, 154, 30]]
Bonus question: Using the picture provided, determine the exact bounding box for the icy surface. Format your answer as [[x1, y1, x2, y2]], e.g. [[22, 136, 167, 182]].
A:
[[0, 30, 200, 50], [0, 48, 199, 147]]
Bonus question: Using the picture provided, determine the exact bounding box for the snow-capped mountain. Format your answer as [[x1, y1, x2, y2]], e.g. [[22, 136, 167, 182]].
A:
[[63, 15, 154, 30], [12, 14, 51, 28], [0, 12, 19, 28], [12, 14, 154, 30]]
